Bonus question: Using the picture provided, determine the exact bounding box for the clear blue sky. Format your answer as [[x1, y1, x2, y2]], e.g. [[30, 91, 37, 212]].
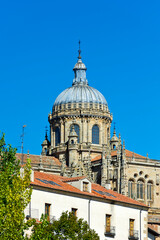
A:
[[0, 0, 160, 159]]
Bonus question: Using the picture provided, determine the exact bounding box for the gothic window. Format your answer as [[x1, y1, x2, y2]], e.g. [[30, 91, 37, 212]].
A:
[[92, 125, 99, 144], [128, 179, 135, 199], [137, 179, 144, 200], [147, 181, 153, 200], [70, 124, 80, 143], [55, 127, 60, 146]]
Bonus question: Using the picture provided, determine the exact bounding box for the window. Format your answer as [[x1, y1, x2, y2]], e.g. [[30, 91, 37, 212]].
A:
[[71, 208, 77, 216], [105, 214, 115, 237], [113, 144, 116, 149], [106, 215, 111, 232], [55, 127, 60, 146], [45, 203, 51, 221], [128, 179, 135, 199], [70, 124, 80, 143], [147, 181, 153, 200], [137, 179, 144, 200], [129, 219, 135, 237], [92, 125, 99, 144], [83, 182, 89, 192]]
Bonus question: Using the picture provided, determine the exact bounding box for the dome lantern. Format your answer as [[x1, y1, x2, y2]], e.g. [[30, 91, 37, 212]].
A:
[[73, 41, 88, 86]]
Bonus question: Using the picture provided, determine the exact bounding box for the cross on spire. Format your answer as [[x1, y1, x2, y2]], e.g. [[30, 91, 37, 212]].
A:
[[78, 40, 82, 59]]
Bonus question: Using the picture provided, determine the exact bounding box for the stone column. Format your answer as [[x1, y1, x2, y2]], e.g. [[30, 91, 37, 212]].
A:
[[82, 118, 84, 142], [60, 119, 64, 143], [87, 119, 90, 143], [50, 124, 53, 147], [53, 128, 55, 148]]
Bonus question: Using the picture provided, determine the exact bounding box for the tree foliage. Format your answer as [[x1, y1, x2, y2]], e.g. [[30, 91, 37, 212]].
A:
[[0, 133, 32, 240], [31, 211, 100, 240]]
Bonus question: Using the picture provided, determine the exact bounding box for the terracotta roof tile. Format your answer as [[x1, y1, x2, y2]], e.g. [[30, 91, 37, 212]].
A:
[[62, 176, 87, 182], [91, 155, 102, 162], [16, 153, 61, 166], [91, 149, 147, 162], [31, 171, 147, 208], [92, 183, 146, 207]]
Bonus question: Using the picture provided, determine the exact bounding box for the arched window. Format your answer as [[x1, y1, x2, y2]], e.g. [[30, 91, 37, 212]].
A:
[[55, 127, 60, 146], [70, 124, 80, 143], [137, 179, 144, 200], [128, 179, 135, 199], [92, 125, 99, 144], [147, 181, 153, 200]]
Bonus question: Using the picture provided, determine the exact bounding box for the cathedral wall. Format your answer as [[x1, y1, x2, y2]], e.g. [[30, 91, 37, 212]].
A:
[[125, 162, 160, 210]]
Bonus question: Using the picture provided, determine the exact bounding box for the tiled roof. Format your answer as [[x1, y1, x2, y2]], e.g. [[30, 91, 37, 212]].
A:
[[92, 183, 146, 207], [16, 153, 61, 166], [125, 150, 147, 159], [148, 224, 160, 236], [91, 155, 102, 162], [62, 176, 87, 182], [91, 149, 147, 162], [31, 171, 147, 208]]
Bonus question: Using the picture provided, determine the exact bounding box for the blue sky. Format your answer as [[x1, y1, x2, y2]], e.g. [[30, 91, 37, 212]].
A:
[[0, 0, 160, 159]]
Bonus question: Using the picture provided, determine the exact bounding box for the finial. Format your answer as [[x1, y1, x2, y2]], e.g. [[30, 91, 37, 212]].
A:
[[78, 40, 82, 59], [113, 122, 116, 135], [45, 126, 48, 140]]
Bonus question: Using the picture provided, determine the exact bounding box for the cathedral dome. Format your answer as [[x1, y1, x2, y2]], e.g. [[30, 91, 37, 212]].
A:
[[53, 47, 107, 108], [54, 84, 107, 106]]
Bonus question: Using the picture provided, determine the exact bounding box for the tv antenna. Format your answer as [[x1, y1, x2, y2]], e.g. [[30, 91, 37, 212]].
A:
[[21, 125, 27, 165]]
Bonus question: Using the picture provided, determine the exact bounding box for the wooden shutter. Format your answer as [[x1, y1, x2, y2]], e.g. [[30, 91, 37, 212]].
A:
[[129, 219, 134, 236], [45, 203, 51, 221], [106, 215, 111, 232]]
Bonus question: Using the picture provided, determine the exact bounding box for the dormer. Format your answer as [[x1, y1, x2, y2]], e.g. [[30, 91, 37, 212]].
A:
[[63, 177, 92, 193]]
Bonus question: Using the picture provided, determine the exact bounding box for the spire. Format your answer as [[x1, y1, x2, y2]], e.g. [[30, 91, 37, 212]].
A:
[[113, 122, 116, 135], [78, 40, 82, 59]]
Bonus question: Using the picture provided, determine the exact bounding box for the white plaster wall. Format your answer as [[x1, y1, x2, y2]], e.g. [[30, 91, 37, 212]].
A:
[[27, 188, 148, 240]]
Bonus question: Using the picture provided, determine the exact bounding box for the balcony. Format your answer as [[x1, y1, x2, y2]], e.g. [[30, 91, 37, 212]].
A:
[[128, 230, 139, 240], [104, 226, 116, 237]]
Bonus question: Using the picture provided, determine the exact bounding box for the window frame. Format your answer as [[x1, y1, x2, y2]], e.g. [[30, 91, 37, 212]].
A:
[[55, 127, 60, 146], [92, 124, 99, 144]]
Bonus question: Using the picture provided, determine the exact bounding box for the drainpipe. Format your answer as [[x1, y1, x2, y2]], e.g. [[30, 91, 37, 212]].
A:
[[88, 199, 91, 227], [29, 201, 31, 218], [140, 210, 142, 240]]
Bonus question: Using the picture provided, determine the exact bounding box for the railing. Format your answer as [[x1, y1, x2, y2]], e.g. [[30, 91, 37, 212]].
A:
[[104, 226, 116, 237], [128, 230, 139, 239]]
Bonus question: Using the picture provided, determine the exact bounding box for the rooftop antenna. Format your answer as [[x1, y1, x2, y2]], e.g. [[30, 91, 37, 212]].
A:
[[21, 125, 27, 165], [78, 40, 81, 59]]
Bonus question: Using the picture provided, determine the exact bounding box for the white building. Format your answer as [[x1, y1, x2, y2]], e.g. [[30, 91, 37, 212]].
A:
[[25, 170, 148, 240]]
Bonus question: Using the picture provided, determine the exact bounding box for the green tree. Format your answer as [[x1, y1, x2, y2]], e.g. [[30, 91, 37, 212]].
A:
[[0, 133, 32, 240], [31, 211, 100, 240]]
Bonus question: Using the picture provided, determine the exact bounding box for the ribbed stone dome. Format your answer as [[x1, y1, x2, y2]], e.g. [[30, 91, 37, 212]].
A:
[[54, 84, 107, 106], [53, 51, 107, 107]]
